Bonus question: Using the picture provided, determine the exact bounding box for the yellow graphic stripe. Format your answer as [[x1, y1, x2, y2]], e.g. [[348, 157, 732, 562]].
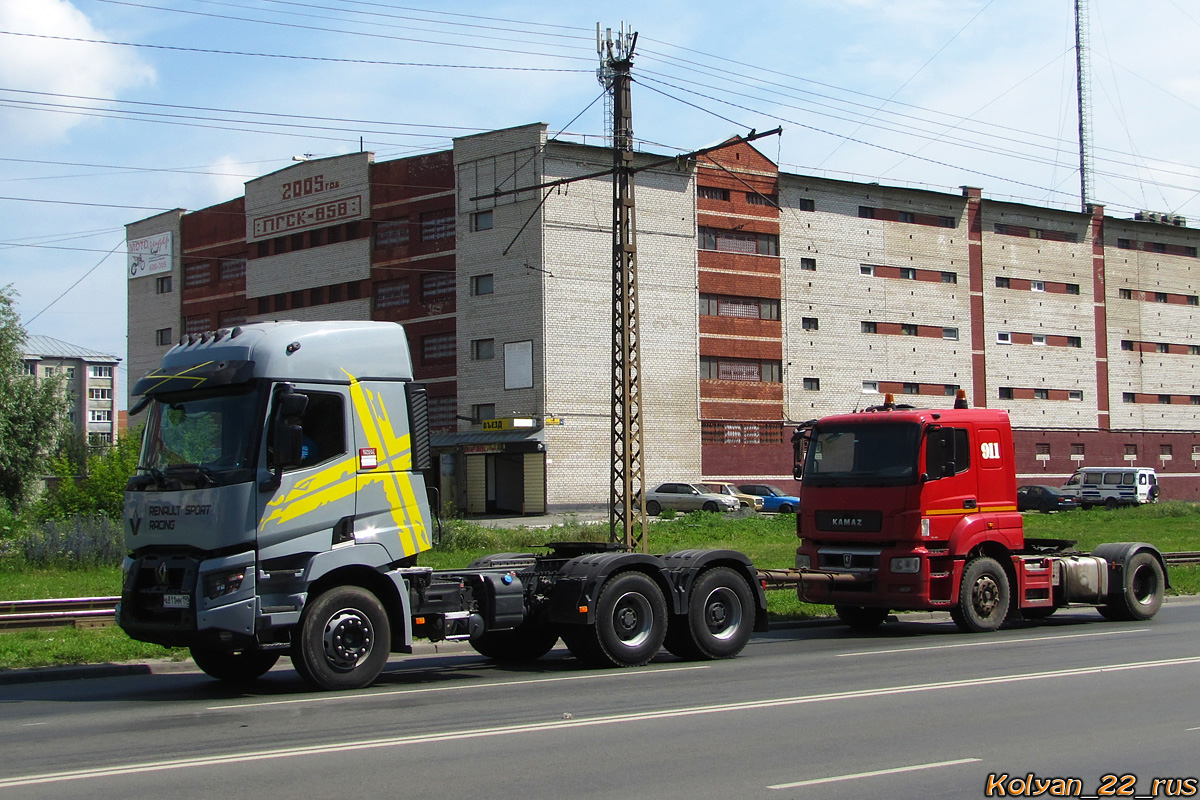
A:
[[346, 372, 430, 557], [924, 505, 1018, 516], [138, 361, 215, 393], [260, 457, 358, 529]]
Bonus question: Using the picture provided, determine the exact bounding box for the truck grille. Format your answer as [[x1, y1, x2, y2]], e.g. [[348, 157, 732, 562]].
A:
[[817, 549, 880, 572], [123, 554, 200, 628]]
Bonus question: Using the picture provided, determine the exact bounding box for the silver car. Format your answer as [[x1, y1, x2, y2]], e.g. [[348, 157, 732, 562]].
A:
[[644, 482, 740, 515]]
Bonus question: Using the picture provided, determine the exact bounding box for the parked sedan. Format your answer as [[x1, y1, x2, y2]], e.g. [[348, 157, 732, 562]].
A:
[[645, 482, 740, 515], [1017, 484, 1080, 513], [701, 482, 765, 511], [736, 484, 800, 513]]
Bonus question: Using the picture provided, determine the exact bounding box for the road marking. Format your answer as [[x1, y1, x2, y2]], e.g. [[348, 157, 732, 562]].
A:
[[767, 757, 982, 789], [207, 664, 712, 711], [839, 628, 1146, 657], [4, 655, 1199, 789]]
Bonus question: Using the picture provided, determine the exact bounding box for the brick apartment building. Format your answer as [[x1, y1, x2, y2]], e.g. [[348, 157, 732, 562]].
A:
[[126, 123, 1200, 512]]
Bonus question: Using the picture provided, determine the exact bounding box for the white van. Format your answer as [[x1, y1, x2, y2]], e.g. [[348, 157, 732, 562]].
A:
[[1061, 467, 1159, 509]]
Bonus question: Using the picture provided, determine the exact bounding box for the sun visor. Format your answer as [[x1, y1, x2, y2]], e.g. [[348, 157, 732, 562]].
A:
[[131, 360, 256, 397]]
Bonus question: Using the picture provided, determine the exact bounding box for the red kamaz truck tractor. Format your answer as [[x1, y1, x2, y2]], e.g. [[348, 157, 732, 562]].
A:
[[787, 393, 1168, 632]]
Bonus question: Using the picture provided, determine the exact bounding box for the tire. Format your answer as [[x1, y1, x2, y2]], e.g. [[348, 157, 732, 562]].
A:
[[568, 571, 667, 667], [646, 500, 661, 516], [664, 567, 755, 660], [835, 605, 890, 631], [291, 586, 391, 691], [951, 556, 1010, 633], [190, 645, 279, 683], [1100, 551, 1165, 621], [1105, 497, 1119, 510], [702, 501, 719, 512], [470, 622, 559, 662], [777, 503, 795, 514]]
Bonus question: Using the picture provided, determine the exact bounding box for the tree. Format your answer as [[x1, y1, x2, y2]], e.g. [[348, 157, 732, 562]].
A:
[[0, 285, 70, 511], [40, 425, 143, 520]]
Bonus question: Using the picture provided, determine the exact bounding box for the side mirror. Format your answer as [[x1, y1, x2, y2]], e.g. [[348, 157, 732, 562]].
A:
[[261, 385, 309, 491]]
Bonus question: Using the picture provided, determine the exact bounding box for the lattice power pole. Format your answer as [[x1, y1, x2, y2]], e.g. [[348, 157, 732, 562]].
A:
[[600, 25, 648, 551], [1074, 0, 1095, 212]]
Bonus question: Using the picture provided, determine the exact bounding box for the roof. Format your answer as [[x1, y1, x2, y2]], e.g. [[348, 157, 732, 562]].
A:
[[21, 336, 120, 363]]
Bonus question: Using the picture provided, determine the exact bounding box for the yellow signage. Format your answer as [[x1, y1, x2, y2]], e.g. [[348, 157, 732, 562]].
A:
[[481, 417, 537, 431]]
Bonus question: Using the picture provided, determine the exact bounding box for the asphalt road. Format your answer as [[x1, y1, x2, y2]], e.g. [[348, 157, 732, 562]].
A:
[[2, 600, 1199, 799]]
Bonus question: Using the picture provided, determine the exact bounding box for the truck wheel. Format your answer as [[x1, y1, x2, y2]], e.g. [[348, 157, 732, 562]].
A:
[[470, 622, 559, 662], [664, 567, 754, 660], [1105, 497, 1119, 510], [835, 605, 889, 630], [646, 500, 661, 516], [1100, 552, 1165, 621], [570, 571, 667, 667], [951, 557, 1010, 633], [291, 586, 391, 691], [190, 645, 279, 683]]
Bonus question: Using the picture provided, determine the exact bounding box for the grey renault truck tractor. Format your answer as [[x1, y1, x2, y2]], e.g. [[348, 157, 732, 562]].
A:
[[119, 320, 766, 690]]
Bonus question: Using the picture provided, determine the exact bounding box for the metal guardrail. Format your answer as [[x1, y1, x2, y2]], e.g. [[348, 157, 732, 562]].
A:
[[1, 551, 1197, 631]]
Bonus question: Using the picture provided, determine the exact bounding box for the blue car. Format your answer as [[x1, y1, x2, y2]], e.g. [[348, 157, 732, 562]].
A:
[[736, 484, 800, 513]]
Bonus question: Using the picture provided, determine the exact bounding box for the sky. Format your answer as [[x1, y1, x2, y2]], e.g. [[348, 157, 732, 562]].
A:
[[3, 0, 1200, 403]]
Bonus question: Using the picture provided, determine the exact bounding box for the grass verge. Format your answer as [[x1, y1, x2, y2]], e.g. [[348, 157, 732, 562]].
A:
[[1, 504, 1196, 671]]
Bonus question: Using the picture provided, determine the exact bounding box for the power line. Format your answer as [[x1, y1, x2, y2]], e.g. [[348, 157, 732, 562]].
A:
[[25, 240, 125, 325]]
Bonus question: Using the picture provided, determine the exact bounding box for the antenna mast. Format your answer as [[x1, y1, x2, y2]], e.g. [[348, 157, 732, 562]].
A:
[[1074, 0, 1094, 212], [600, 23, 648, 551]]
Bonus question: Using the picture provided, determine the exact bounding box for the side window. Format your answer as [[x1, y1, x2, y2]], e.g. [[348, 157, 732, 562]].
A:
[[297, 391, 347, 468], [926, 427, 971, 477], [1138, 474, 1147, 485], [1083, 473, 1100, 486], [1103, 473, 1122, 486]]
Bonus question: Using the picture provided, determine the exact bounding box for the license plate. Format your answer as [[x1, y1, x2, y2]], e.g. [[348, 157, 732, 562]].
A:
[[163, 594, 190, 609]]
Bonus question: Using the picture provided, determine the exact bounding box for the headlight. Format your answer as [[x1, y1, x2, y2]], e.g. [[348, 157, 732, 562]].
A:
[[203, 569, 246, 600], [795, 553, 812, 569], [890, 557, 921, 574]]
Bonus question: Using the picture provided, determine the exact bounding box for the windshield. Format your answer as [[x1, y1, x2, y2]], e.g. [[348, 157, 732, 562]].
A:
[[802, 421, 921, 487], [134, 385, 265, 489], [702, 484, 730, 495]]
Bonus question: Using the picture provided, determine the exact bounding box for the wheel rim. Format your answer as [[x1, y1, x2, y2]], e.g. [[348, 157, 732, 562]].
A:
[[702, 586, 743, 641], [322, 607, 375, 672], [971, 574, 1002, 617], [1130, 563, 1160, 607], [611, 591, 654, 648]]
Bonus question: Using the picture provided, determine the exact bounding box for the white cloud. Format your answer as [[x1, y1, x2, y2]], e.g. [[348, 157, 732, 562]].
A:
[[0, 0, 155, 142]]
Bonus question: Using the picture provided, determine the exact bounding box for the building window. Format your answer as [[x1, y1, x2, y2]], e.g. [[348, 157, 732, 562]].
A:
[[943, 384, 959, 396], [999, 387, 1014, 400], [902, 382, 919, 395], [700, 295, 779, 320], [218, 259, 246, 282], [939, 216, 955, 228], [1121, 340, 1135, 351], [943, 327, 959, 341], [470, 338, 495, 360], [1032, 334, 1047, 346], [64, 367, 75, 379], [1157, 342, 1170, 353], [1119, 288, 1133, 299], [1189, 295, 1200, 306], [941, 271, 957, 284], [89, 432, 113, 447], [1034, 388, 1049, 400], [89, 365, 113, 379], [20, 362, 35, 377], [862, 381, 878, 393], [745, 192, 777, 206], [995, 276, 1011, 288], [426, 395, 456, 430], [1192, 396, 1200, 405], [89, 409, 112, 423], [420, 272, 455, 303], [155, 275, 172, 294], [860, 265, 875, 276], [1155, 292, 1169, 303], [290, 233, 304, 252], [185, 316, 209, 335], [375, 218, 410, 248], [471, 274, 494, 296], [155, 328, 173, 346], [472, 210, 493, 232], [1031, 280, 1045, 292], [1036, 442, 1051, 456], [1159, 394, 1172, 405], [1123, 392, 1136, 403], [799, 257, 816, 271], [420, 209, 455, 241], [802, 317, 819, 331], [802, 377, 820, 391], [861, 321, 877, 334], [796, 198, 815, 212], [471, 403, 495, 424], [899, 268, 916, 280], [88, 387, 112, 400], [218, 309, 247, 327], [701, 357, 782, 383], [997, 331, 1012, 345], [1125, 444, 1138, 457], [1071, 443, 1085, 456], [183, 263, 211, 288], [1153, 242, 1168, 254], [698, 227, 779, 256], [1065, 283, 1080, 295], [698, 186, 729, 201], [374, 280, 410, 309], [1068, 390, 1083, 401], [1161, 444, 1173, 458], [901, 324, 918, 336], [1066, 336, 1082, 348], [1117, 238, 1133, 250], [421, 332, 456, 364], [1191, 345, 1200, 356], [309, 229, 324, 247], [858, 206, 875, 219], [43, 366, 56, 376], [897, 211, 915, 224]]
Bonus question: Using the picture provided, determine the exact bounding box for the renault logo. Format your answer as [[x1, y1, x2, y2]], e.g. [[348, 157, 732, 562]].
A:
[[155, 562, 169, 586]]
